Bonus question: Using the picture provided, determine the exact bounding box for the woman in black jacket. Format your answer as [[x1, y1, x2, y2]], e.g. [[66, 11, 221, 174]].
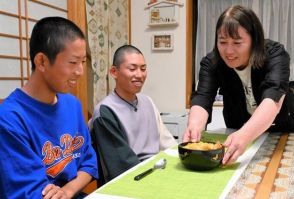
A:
[[183, 5, 294, 165]]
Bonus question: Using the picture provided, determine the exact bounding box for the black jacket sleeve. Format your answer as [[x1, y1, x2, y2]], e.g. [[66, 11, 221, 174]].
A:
[[190, 52, 220, 122], [91, 105, 140, 182]]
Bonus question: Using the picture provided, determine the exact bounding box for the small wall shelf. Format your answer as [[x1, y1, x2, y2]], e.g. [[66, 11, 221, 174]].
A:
[[148, 21, 178, 27], [145, 1, 183, 27]]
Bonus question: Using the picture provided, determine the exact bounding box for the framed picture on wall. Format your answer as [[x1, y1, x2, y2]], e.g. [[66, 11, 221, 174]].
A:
[[151, 33, 173, 51]]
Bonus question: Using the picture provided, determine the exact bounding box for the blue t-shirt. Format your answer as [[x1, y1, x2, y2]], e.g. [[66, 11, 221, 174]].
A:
[[0, 89, 98, 198]]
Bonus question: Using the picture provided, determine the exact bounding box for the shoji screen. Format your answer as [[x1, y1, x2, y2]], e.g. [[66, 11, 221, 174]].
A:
[[0, 0, 67, 101]]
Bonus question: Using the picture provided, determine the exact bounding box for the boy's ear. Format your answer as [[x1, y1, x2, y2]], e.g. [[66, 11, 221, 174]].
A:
[[109, 65, 118, 79], [34, 52, 48, 72]]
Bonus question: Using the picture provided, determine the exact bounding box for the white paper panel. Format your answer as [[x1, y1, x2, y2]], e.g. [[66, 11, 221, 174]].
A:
[[22, 60, 31, 77], [21, 39, 29, 58], [39, 0, 67, 10], [0, 14, 19, 35], [0, 59, 21, 76], [28, 1, 67, 20], [0, 80, 21, 99], [0, 37, 19, 56], [20, 19, 28, 38], [27, 20, 35, 38], [21, 19, 36, 38], [0, 0, 18, 15]]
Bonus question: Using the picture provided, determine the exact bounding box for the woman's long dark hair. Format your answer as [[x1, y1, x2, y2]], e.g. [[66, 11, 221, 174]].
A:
[[213, 5, 265, 68]]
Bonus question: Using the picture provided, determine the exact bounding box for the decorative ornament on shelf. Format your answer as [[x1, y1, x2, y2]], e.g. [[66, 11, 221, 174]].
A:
[[145, 0, 183, 27], [148, 0, 157, 5]]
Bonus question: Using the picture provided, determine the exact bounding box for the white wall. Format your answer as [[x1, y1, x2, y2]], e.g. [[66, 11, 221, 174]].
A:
[[131, 0, 187, 112]]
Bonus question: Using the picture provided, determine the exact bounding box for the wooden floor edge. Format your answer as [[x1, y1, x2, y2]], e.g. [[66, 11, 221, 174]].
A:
[[254, 133, 289, 199]]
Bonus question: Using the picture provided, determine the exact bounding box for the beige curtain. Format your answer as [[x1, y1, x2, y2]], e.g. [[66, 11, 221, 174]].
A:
[[86, 0, 129, 106]]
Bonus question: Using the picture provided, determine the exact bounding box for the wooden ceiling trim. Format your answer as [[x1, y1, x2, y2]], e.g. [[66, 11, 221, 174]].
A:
[[0, 10, 37, 22], [0, 10, 19, 18], [0, 33, 22, 39], [0, 55, 28, 60], [30, 0, 68, 13], [0, 77, 29, 80]]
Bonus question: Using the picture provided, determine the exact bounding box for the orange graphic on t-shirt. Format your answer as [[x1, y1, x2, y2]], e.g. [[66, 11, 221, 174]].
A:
[[42, 134, 84, 177], [46, 155, 73, 177]]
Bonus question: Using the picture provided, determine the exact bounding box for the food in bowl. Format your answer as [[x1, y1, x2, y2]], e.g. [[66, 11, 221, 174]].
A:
[[178, 141, 225, 171], [182, 141, 222, 151]]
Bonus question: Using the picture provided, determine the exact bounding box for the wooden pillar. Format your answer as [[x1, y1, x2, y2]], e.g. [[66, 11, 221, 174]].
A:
[[67, 0, 89, 121], [186, 0, 193, 108]]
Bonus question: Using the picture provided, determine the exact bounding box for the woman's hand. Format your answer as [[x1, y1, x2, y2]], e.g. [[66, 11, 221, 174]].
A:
[[222, 130, 250, 165], [183, 105, 209, 142], [183, 124, 202, 142], [222, 97, 285, 165], [42, 184, 69, 199]]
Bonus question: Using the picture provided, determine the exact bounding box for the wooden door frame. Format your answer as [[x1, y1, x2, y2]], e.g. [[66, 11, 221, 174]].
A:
[[186, 0, 193, 108], [67, 0, 88, 121]]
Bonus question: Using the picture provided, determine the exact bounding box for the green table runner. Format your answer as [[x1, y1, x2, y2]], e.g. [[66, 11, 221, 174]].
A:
[[97, 133, 239, 199]]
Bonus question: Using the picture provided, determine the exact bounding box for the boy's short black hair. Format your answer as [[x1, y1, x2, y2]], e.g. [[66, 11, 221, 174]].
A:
[[29, 17, 85, 71], [112, 45, 143, 68]]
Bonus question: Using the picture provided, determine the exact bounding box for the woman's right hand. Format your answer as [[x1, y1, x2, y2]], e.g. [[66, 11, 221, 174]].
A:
[[182, 105, 209, 142], [183, 124, 202, 142]]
